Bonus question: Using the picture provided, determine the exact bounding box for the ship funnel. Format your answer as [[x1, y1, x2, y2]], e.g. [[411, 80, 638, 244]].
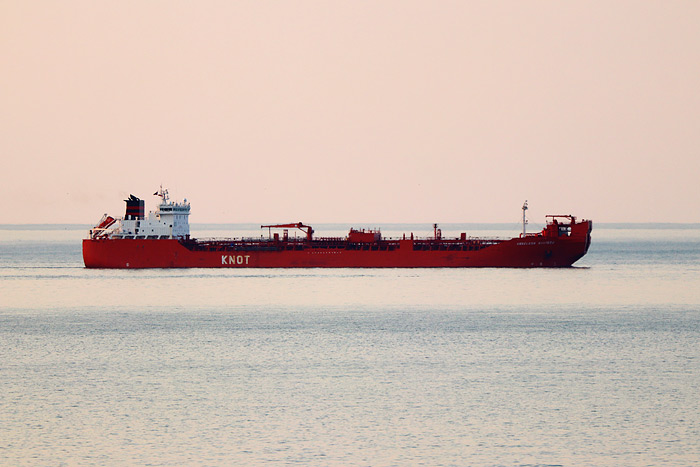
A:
[[124, 194, 145, 220]]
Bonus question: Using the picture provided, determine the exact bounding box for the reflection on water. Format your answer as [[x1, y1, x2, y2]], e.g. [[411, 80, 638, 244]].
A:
[[1, 225, 699, 466]]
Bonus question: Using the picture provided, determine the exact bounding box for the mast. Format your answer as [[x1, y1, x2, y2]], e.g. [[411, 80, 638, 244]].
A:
[[154, 185, 169, 205], [522, 200, 528, 236]]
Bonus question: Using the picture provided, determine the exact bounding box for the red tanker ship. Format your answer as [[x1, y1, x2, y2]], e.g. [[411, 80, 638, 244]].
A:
[[83, 188, 592, 268]]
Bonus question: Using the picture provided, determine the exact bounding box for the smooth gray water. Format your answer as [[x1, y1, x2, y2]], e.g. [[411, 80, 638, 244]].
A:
[[1, 225, 699, 466]]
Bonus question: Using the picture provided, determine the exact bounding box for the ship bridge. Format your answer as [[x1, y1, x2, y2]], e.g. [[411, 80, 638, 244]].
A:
[[95, 187, 191, 239]]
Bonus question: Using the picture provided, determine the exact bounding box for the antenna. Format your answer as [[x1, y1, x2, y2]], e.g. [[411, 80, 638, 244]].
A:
[[154, 184, 169, 204], [522, 200, 528, 236]]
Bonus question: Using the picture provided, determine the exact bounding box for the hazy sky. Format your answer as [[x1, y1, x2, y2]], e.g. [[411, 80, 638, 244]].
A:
[[2, 1, 699, 224]]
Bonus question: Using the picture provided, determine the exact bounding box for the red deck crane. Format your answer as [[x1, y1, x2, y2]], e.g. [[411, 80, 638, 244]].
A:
[[260, 222, 314, 241]]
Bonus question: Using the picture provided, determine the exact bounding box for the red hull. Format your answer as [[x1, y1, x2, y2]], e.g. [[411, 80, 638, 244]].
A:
[[83, 220, 592, 269]]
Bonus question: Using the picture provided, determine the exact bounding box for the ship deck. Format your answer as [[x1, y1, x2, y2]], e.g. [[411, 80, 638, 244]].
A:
[[180, 236, 506, 253]]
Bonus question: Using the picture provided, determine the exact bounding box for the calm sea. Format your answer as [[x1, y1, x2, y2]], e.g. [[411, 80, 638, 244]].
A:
[[1, 224, 699, 466]]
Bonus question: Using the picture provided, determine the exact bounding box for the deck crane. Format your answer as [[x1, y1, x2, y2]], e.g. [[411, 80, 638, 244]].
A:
[[260, 222, 314, 241]]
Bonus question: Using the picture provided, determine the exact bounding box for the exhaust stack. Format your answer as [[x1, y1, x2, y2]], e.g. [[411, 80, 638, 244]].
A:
[[124, 195, 145, 220]]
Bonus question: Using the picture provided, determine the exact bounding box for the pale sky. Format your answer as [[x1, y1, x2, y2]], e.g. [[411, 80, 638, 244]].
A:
[[2, 1, 699, 224]]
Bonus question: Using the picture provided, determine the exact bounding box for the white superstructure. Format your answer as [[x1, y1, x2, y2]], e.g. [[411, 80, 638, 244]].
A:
[[110, 187, 190, 239]]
